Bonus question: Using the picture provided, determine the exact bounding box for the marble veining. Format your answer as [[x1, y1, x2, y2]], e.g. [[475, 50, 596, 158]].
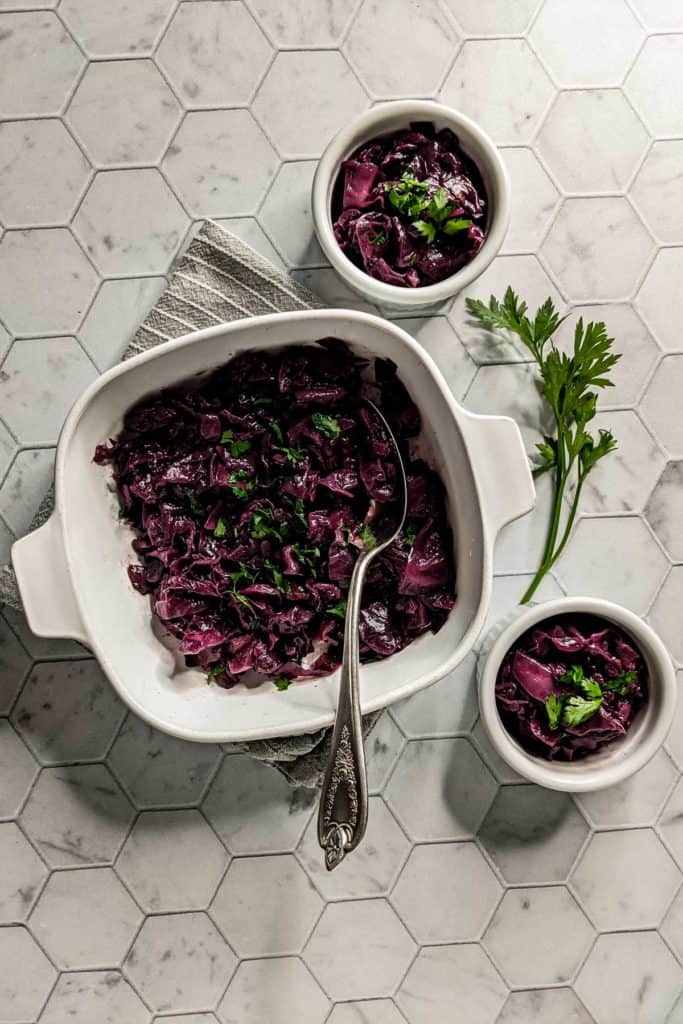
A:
[[2, 0, 683, 1020]]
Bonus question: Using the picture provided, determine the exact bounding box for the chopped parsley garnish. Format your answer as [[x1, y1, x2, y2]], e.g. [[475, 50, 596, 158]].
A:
[[602, 669, 637, 696], [213, 517, 228, 538], [274, 676, 291, 691], [327, 598, 347, 620], [230, 438, 252, 457], [359, 524, 377, 550], [219, 429, 234, 444], [403, 522, 418, 547], [270, 420, 284, 445], [370, 231, 386, 245], [254, 397, 273, 406], [278, 445, 306, 465], [207, 663, 225, 684], [562, 695, 603, 727], [251, 506, 287, 543], [560, 664, 602, 699], [263, 558, 286, 591], [545, 693, 563, 731], [312, 413, 341, 440], [386, 176, 471, 243], [293, 497, 308, 531]]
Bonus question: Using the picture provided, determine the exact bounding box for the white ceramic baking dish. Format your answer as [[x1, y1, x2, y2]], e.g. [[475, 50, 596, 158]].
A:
[[12, 309, 534, 743]]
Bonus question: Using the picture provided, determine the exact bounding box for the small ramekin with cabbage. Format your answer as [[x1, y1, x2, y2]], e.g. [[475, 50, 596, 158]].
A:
[[332, 121, 487, 288], [496, 614, 648, 761], [94, 342, 455, 691]]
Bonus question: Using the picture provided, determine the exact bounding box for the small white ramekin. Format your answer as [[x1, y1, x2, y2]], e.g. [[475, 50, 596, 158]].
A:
[[477, 596, 677, 793], [311, 100, 510, 310]]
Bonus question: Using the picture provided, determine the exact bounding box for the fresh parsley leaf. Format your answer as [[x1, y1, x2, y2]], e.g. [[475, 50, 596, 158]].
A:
[[466, 286, 620, 605], [213, 517, 228, 538], [370, 231, 386, 245], [206, 663, 225, 684], [270, 420, 284, 445], [219, 429, 234, 444], [441, 216, 471, 235], [562, 695, 603, 727], [327, 598, 347, 620], [546, 693, 563, 730], [274, 676, 291, 692], [293, 497, 308, 530], [560, 664, 602, 699], [413, 219, 436, 244], [278, 445, 306, 465], [311, 412, 341, 440], [602, 669, 637, 696], [403, 522, 418, 546], [230, 438, 252, 457], [251, 506, 286, 542], [263, 558, 285, 590], [183, 488, 204, 518], [359, 524, 377, 550]]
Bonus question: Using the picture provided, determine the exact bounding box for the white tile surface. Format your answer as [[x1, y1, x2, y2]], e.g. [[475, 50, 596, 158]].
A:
[[541, 197, 654, 302], [344, 0, 459, 99], [125, 912, 237, 1014], [483, 887, 594, 986], [570, 829, 680, 930], [218, 958, 329, 1024], [117, 809, 228, 912], [576, 931, 683, 1024], [0, 821, 47, 923], [385, 738, 497, 841], [253, 51, 369, 158], [29, 866, 142, 969], [530, 0, 643, 87], [305, 900, 415, 1001], [631, 143, 683, 245], [391, 841, 502, 943], [296, 796, 409, 901], [478, 785, 589, 884], [203, 753, 315, 853], [0, 926, 57, 1023], [0, 337, 97, 446], [12, 658, 124, 763], [536, 90, 649, 194], [441, 39, 553, 145], [41, 971, 149, 1024], [163, 109, 278, 217], [1, 3, 682, 1019], [157, 2, 272, 109], [0, 12, 84, 117], [0, 119, 90, 227], [20, 763, 134, 866], [67, 60, 182, 166], [397, 944, 507, 1024], [211, 853, 321, 956], [645, 461, 683, 561], [73, 168, 189, 275]]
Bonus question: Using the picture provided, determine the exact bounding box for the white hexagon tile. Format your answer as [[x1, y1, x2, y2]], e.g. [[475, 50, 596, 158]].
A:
[[3, 1, 683, 1021]]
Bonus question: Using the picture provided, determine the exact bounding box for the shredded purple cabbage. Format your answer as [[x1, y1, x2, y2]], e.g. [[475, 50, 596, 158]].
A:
[[496, 615, 648, 762], [332, 121, 487, 288], [94, 342, 455, 690]]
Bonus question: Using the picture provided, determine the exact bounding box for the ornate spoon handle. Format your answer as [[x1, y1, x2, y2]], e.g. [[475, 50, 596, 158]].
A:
[[317, 555, 369, 870]]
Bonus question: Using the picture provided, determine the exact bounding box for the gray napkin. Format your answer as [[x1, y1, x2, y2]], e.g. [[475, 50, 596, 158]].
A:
[[0, 220, 379, 788]]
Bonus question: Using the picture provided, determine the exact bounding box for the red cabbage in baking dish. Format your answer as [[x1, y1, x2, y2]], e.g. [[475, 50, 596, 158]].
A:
[[94, 342, 455, 689], [496, 615, 648, 761], [332, 121, 487, 287]]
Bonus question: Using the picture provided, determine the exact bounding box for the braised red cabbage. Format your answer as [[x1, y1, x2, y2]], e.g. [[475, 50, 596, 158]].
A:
[[95, 342, 455, 689], [496, 615, 648, 761], [332, 122, 487, 288]]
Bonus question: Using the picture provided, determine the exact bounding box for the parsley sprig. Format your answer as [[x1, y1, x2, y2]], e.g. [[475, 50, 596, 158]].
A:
[[545, 664, 638, 730], [466, 288, 619, 604], [385, 175, 471, 244]]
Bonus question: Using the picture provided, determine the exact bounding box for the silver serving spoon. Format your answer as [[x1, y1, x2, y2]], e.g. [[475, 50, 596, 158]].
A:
[[318, 400, 407, 871]]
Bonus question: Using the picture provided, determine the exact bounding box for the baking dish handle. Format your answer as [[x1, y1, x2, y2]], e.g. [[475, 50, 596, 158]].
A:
[[11, 513, 89, 647], [460, 412, 535, 539]]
